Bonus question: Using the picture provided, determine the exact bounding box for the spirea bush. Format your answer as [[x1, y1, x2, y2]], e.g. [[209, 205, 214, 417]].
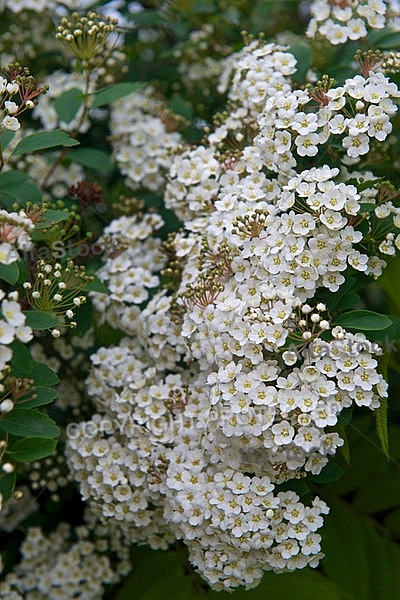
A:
[[2, 1, 400, 599]]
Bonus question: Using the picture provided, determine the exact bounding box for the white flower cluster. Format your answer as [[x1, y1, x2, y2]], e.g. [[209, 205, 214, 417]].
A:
[[91, 212, 166, 335], [0, 291, 33, 377], [110, 88, 183, 193], [0, 76, 23, 131], [0, 208, 33, 265], [307, 0, 388, 44], [218, 41, 297, 116], [0, 515, 131, 599], [67, 340, 329, 590], [67, 39, 398, 591], [256, 70, 400, 166]]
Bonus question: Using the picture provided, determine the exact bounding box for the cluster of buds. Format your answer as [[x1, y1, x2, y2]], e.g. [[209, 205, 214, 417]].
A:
[[354, 49, 383, 77], [0, 63, 48, 133], [56, 12, 121, 71], [23, 259, 93, 337], [282, 303, 331, 364], [381, 50, 400, 74]]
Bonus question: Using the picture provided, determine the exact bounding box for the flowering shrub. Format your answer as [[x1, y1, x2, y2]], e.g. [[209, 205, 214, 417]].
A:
[[2, 1, 400, 599]]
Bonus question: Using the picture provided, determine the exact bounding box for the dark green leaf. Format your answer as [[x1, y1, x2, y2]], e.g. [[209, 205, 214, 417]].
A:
[[0, 408, 59, 438], [30, 361, 59, 386], [20, 387, 58, 409], [11, 129, 79, 156], [353, 469, 400, 514], [91, 82, 143, 108], [23, 311, 60, 330], [68, 147, 113, 172], [321, 500, 370, 600], [170, 94, 193, 120], [335, 292, 360, 312], [7, 437, 57, 462], [289, 41, 312, 82], [308, 461, 343, 484], [0, 170, 28, 188], [0, 471, 16, 502], [334, 310, 392, 332], [54, 87, 82, 124], [384, 507, 400, 537], [375, 396, 389, 459], [0, 129, 16, 150], [322, 499, 400, 600], [275, 479, 310, 497], [0, 262, 19, 284], [115, 546, 347, 600], [0, 170, 41, 204], [379, 257, 400, 312], [84, 276, 109, 293], [368, 28, 400, 49], [35, 209, 71, 228], [10, 339, 32, 372]]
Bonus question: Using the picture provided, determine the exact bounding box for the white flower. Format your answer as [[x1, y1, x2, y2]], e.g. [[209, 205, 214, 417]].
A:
[[4, 100, 19, 115], [0, 320, 14, 344], [0, 242, 18, 265], [1, 300, 25, 326], [6, 82, 19, 94], [295, 133, 320, 156], [2, 116, 20, 131], [342, 133, 369, 157], [271, 420, 295, 445], [16, 325, 33, 343]]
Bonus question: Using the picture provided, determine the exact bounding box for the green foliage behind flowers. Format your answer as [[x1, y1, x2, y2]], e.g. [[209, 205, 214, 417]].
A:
[[2, 0, 400, 599]]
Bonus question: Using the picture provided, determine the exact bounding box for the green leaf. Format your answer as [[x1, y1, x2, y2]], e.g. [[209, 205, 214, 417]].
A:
[[10, 339, 33, 372], [115, 546, 347, 600], [379, 256, 400, 312], [35, 209, 71, 228], [337, 422, 351, 464], [368, 28, 400, 49], [0, 129, 16, 150], [11, 129, 79, 156], [0, 408, 59, 438], [0, 170, 28, 188], [322, 499, 400, 600], [7, 437, 57, 462], [0, 262, 19, 284], [91, 82, 143, 108], [0, 471, 16, 502], [289, 40, 312, 82], [68, 147, 113, 172], [353, 469, 400, 514], [54, 87, 82, 124], [170, 94, 193, 120], [384, 506, 400, 537], [23, 311, 60, 330], [334, 310, 392, 332], [327, 419, 400, 498], [30, 361, 59, 386], [0, 170, 41, 204], [308, 461, 343, 484], [84, 276, 109, 293], [336, 292, 360, 312], [375, 396, 389, 459], [20, 387, 58, 409]]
